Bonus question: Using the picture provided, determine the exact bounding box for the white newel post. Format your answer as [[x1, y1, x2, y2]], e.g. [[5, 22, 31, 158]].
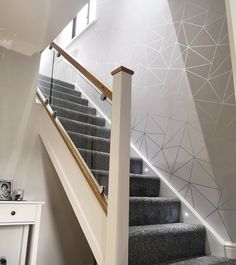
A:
[[105, 66, 134, 265]]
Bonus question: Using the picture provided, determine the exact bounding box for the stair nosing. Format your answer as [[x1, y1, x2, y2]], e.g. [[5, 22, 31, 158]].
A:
[[129, 223, 205, 232], [59, 116, 110, 132], [50, 95, 95, 111], [78, 148, 110, 156], [91, 169, 158, 178], [38, 76, 75, 89], [78, 148, 144, 162], [129, 197, 180, 201], [38, 83, 80, 97], [39, 85, 87, 103], [52, 105, 102, 120], [68, 131, 110, 142], [39, 84, 83, 98]]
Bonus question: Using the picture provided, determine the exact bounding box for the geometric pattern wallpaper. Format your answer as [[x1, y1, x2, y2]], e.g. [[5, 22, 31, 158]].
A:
[[55, 0, 236, 242], [131, 0, 236, 242]]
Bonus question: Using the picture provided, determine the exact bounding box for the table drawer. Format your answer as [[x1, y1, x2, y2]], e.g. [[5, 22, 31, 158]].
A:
[[0, 204, 37, 223]]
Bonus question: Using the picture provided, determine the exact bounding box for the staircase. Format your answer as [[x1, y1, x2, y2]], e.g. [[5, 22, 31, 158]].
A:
[[38, 74, 236, 265]]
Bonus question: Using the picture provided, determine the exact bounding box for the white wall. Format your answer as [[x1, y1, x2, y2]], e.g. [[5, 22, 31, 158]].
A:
[[64, 0, 236, 244], [0, 0, 88, 56], [55, 20, 74, 48], [0, 47, 93, 264], [226, 0, 236, 101]]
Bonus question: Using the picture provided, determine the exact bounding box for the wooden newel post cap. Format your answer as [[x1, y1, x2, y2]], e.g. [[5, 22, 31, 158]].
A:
[[111, 66, 134, 76]]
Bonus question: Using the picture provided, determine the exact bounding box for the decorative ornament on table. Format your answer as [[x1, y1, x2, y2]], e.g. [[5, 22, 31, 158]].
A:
[[0, 257, 6, 265], [11, 189, 24, 201]]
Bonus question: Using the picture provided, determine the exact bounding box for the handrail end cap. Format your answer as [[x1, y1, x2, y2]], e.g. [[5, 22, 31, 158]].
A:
[[111, 66, 134, 76]]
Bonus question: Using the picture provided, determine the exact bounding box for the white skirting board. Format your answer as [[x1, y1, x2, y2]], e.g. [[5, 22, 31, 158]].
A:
[[225, 243, 236, 259]]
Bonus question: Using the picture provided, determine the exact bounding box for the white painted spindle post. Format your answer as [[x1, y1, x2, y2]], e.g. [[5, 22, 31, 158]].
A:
[[105, 66, 134, 265]]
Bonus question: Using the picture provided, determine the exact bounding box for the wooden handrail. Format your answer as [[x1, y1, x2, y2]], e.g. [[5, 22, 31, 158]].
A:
[[51, 42, 113, 101], [36, 88, 108, 214]]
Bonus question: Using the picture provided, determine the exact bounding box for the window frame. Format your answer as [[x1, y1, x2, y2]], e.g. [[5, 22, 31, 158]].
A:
[[72, 0, 95, 39]]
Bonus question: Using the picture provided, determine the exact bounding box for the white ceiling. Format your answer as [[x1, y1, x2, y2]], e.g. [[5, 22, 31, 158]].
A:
[[0, 0, 88, 56]]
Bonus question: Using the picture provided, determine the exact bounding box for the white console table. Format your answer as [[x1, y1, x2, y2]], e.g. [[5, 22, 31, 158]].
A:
[[0, 201, 44, 265]]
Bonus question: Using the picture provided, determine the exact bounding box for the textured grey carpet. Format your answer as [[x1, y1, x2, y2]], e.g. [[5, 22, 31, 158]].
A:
[[38, 75, 236, 265], [59, 117, 111, 138], [53, 106, 105, 126], [129, 197, 180, 226], [39, 80, 79, 96], [159, 256, 236, 265], [39, 74, 75, 89], [69, 131, 110, 152], [42, 86, 88, 105], [79, 148, 143, 173], [53, 97, 96, 115], [92, 169, 160, 197], [129, 223, 206, 265]]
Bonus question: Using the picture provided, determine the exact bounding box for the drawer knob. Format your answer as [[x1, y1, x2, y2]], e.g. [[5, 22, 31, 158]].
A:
[[11, 211, 16, 216]]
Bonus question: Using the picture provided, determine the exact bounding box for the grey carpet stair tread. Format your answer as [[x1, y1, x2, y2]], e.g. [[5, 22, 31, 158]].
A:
[[40, 86, 88, 105], [51, 96, 96, 115], [129, 197, 180, 226], [159, 256, 236, 265], [52, 105, 105, 127], [68, 131, 110, 152], [38, 81, 81, 97], [129, 223, 206, 265], [39, 75, 75, 89], [78, 148, 143, 174], [59, 117, 110, 139], [92, 169, 160, 197]]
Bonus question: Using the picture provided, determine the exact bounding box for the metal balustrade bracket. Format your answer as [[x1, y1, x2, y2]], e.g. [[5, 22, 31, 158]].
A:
[[44, 98, 49, 105], [52, 111, 57, 118], [57, 52, 61, 58], [100, 93, 107, 101], [99, 186, 105, 195], [49, 44, 53, 50]]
